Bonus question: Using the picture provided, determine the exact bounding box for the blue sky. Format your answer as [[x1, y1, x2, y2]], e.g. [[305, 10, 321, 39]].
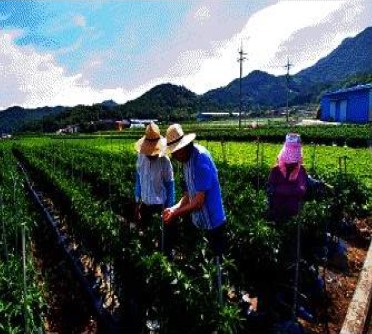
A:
[[0, 0, 371, 109]]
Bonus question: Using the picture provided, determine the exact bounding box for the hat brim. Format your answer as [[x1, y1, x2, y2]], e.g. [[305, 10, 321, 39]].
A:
[[135, 136, 165, 156], [167, 133, 196, 154]]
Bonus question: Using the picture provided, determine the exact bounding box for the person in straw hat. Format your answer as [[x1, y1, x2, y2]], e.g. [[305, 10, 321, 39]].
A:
[[134, 122, 175, 231], [162, 123, 226, 258]]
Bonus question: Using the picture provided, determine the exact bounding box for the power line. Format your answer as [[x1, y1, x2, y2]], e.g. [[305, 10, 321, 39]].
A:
[[237, 41, 247, 130]]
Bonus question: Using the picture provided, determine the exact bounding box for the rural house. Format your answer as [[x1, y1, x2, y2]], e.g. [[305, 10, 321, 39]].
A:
[[320, 84, 372, 123]]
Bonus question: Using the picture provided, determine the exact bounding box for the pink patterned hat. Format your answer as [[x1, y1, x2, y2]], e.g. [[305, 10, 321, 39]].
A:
[[278, 133, 303, 164]]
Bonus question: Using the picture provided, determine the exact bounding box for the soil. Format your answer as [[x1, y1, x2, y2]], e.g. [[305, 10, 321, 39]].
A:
[[31, 201, 98, 333], [301, 217, 372, 334]]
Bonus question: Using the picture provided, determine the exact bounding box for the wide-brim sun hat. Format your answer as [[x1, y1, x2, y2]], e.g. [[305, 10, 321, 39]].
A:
[[135, 122, 165, 156], [278, 133, 303, 163], [166, 124, 196, 153]]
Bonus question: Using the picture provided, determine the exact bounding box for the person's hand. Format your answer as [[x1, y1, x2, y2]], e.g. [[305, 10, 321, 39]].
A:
[[162, 207, 175, 224]]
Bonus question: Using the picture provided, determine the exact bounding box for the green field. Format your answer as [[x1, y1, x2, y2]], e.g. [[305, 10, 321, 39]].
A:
[[1, 131, 370, 333], [17, 136, 372, 191]]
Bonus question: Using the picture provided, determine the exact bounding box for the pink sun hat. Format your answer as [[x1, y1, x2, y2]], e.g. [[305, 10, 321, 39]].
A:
[[278, 133, 303, 164]]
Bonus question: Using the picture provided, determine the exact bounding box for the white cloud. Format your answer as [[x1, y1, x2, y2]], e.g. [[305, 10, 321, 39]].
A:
[[241, 1, 345, 71], [1, 1, 370, 109], [165, 0, 368, 93], [0, 30, 145, 109], [194, 6, 211, 23], [73, 14, 86, 28]]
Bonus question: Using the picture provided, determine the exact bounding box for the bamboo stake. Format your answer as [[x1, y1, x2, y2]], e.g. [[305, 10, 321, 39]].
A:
[[22, 221, 29, 333], [292, 219, 301, 322]]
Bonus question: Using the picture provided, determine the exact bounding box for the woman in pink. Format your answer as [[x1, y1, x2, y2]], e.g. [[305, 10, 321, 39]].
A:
[[267, 133, 308, 223]]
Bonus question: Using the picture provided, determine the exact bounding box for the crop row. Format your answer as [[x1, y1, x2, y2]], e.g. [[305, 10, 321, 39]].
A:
[[75, 123, 372, 147], [202, 140, 372, 191], [37, 136, 371, 193], [19, 136, 372, 188], [0, 143, 45, 333], [184, 124, 372, 147]]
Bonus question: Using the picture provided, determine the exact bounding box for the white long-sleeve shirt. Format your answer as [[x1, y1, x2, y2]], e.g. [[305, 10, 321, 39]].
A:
[[135, 154, 174, 206]]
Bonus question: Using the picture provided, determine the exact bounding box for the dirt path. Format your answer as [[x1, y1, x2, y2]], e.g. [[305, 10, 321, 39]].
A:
[[302, 217, 371, 334]]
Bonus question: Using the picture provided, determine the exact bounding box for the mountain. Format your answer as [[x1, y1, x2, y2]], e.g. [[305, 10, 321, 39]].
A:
[[0, 101, 120, 133], [121, 83, 198, 120], [202, 70, 288, 109], [101, 99, 118, 110], [202, 26, 372, 109], [0, 106, 66, 133], [297, 27, 372, 84]]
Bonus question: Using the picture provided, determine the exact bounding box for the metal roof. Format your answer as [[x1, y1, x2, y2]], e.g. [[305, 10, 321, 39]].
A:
[[324, 83, 372, 96]]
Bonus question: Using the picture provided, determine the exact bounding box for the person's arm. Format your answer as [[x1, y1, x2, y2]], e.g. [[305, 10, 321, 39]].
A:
[[164, 180, 175, 207], [163, 193, 187, 223], [134, 171, 141, 203], [307, 175, 334, 197], [163, 157, 176, 208], [134, 171, 141, 221], [163, 152, 210, 223], [163, 191, 205, 223]]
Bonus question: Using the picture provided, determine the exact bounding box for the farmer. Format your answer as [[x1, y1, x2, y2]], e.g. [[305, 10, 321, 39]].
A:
[[134, 122, 175, 232], [266, 133, 333, 223], [266, 133, 335, 327], [266, 133, 308, 223], [162, 124, 226, 259]]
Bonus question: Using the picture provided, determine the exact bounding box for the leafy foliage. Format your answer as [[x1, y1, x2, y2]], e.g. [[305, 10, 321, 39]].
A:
[[0, 144, 45, 333]]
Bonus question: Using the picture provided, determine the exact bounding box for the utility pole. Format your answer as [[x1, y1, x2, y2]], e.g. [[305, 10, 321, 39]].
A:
[[237, 42, 247, 130], [284, 57, 293, 123]]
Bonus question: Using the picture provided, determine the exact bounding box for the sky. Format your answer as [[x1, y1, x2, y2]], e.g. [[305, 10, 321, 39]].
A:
[[0, 0, 371, 110]]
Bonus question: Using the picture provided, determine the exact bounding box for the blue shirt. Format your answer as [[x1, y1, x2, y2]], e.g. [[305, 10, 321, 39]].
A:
[[183, 144, 226, 230]]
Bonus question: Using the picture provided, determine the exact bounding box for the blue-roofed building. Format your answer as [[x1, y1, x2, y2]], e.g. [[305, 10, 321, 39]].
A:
[[320, 84, 372, 123]]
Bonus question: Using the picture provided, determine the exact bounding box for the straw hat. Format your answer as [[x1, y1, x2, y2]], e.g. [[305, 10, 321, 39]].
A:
[[166, 124, 196, 153], [135, 122, 165, 156], [278, 133, 303, 163]]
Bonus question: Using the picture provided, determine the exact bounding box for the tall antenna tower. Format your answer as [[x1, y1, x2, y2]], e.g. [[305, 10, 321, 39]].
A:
[[284, 57, 293, 123], [237, 41, 247, 130]]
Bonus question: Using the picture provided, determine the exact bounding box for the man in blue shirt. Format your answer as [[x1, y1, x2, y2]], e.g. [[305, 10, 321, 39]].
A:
[[162, 124, 226, 258]]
